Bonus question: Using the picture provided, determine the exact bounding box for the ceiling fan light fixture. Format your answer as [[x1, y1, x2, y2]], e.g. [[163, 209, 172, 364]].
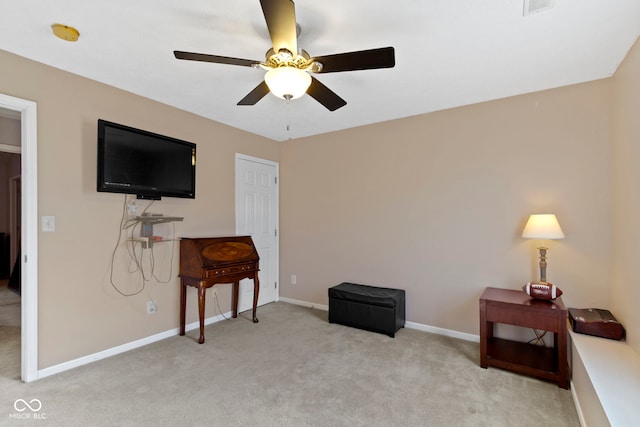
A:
[[265, 66, 311, 100]]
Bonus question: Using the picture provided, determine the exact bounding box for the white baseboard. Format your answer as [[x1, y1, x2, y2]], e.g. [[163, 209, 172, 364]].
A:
[[37, 312, 232, 380], [279, 296, 328, 311], [570, 379, 587, 427], [281, 297, 479, 343], [404, 321, 479, 342]]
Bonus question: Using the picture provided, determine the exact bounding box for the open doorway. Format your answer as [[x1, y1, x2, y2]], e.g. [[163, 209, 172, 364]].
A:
[[0, 93, 38, 382], [0, 111, 21, 380]]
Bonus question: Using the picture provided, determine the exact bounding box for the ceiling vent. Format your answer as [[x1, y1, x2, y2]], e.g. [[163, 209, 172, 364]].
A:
[[523, 0, 555, 16]]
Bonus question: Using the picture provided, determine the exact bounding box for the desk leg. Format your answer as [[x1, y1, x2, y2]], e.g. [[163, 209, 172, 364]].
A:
[[232, 281, 239, 318], [479, 299, 488, 368], [179, 279, 186, 336], [252, 275, 260, 323], [197, 283, 206, 344]]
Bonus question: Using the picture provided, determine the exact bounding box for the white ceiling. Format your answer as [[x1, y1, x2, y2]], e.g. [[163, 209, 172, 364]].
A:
[[0, 0, 639, 141]]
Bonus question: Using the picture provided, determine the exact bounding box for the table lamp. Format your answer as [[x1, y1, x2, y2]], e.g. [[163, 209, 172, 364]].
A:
[[522, 214, 565, 282]]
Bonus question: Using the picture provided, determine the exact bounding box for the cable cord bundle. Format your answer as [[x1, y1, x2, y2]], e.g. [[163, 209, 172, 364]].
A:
[[108, 196, 177, 296]]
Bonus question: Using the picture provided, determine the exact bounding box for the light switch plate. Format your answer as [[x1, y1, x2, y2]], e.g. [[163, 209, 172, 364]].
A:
[[41, 216, 56, 232]]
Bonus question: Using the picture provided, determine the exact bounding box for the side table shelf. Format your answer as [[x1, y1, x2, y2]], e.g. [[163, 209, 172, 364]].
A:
[[486, 338, 558, 381], [479, 287, 568, 389]]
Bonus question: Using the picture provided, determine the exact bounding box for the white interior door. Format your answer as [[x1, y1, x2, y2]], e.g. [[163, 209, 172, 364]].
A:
[[235, 154, 279, 312]]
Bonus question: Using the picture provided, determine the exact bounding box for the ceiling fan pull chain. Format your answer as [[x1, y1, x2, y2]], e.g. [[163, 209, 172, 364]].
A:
[[286, 96, 292, 136]]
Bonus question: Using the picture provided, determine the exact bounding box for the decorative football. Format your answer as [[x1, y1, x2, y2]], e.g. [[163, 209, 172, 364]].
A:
[[522, 281, 563, 300]]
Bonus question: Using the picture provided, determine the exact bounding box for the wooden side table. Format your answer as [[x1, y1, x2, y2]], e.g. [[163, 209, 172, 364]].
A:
[[479, 287, 569, 389]]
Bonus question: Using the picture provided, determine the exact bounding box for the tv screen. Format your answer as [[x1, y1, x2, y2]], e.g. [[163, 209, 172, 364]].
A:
[[97, 119, 196, 200]]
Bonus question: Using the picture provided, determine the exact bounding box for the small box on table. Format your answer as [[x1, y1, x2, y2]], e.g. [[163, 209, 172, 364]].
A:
[[569, 308, 625, 341]]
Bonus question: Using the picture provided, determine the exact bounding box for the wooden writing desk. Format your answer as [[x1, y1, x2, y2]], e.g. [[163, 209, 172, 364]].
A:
[[179, 236, 260, 344]]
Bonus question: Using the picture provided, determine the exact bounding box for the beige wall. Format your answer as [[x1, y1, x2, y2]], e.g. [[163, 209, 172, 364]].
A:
[[0, 115, 21, 147], [0, 116, 21, 234], [1, 36, 638, 370], [0, 49, 280, 368], [0, 152, 19, 232], [612, 37, 640, 354], [280, 77, 614, 336]]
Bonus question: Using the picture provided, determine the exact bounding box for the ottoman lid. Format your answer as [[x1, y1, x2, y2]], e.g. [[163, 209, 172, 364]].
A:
[[329, 282, 403, 308]]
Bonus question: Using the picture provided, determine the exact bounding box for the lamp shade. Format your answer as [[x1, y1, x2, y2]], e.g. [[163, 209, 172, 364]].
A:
[[265, 66, 312, 100], [522, 214, 565, 239]]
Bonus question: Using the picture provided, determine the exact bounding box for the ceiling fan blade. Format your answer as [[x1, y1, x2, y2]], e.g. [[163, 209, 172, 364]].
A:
[[260, 0, 297, 55], [174, 51, 260, 67], [310, 47, 395, 73], [237, 81, 271, 106], [307, 77, 347, 111]]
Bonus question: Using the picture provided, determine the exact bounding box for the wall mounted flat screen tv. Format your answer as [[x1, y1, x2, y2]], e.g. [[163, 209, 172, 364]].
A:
[[97, 119, 196, 200]]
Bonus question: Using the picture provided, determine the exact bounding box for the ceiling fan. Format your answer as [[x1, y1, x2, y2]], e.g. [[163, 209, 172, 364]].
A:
[[174, 0, 395, 111]]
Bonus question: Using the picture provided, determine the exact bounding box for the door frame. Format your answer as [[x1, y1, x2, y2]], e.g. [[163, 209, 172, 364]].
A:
[[0, 93, 38, 382], [235, 153, 279, 307]]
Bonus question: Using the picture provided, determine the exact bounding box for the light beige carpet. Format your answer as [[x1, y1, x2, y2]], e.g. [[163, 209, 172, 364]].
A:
[[0, 302, 579, 426], [0, 279, 20, 307], [1, 278, 21, 386]]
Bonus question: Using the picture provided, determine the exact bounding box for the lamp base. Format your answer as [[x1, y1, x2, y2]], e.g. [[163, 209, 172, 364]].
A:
[[537, 246, 548, 282]]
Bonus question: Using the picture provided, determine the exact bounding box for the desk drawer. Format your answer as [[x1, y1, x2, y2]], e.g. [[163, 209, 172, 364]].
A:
[[486, 302, 561, 331], [206, 265, 255, 278]]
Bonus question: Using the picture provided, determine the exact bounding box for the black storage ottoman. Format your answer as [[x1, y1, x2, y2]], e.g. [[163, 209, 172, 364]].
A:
[[328, 282, 405, 337]]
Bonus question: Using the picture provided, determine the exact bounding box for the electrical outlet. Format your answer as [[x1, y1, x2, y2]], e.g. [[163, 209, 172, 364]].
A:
[[291, 275, 297, 285], [146, 300, 157, 314]]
